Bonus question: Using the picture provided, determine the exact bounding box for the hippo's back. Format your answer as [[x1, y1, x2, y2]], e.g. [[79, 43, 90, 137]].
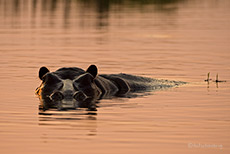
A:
[[100, 73, 185, 92]]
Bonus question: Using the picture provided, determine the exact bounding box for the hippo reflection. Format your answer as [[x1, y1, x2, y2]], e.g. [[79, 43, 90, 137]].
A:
[[36, 65, 184, 111]]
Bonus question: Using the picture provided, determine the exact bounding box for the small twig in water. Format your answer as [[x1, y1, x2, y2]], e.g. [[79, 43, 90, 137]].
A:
[[214, 73, 226, 82], [204, 72, 212, 82]]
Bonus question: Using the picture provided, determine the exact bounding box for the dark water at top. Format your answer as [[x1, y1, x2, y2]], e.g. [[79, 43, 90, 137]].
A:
[[0, 0, 230, 154]]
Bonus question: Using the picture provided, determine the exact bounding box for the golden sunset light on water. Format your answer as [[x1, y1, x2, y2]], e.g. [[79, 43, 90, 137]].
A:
[[0, 0, 230, 154]]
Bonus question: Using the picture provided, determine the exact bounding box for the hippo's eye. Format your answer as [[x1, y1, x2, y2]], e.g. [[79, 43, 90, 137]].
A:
[[73, 81, 89, 90]]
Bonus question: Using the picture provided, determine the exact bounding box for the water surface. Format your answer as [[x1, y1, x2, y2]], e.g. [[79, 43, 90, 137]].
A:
[[0, 0, 230, 154]]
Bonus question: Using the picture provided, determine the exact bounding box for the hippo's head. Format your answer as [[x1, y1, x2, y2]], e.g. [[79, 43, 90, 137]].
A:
[[37, 65, 101, 111]]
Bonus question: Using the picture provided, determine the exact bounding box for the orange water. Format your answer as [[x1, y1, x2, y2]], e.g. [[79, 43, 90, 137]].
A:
[[0, 0, 230, 154]]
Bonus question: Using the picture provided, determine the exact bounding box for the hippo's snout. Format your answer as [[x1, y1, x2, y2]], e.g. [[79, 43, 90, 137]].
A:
[[49, 91, 79, 110], [48, 88, 89, 110]]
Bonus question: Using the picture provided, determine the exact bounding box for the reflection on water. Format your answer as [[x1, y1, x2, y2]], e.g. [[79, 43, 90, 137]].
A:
[[39, 109, 97, 138], [0, 0, 184, 29], [0, 0, 230, 153]]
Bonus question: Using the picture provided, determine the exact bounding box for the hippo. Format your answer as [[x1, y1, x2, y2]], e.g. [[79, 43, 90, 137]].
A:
[[36, 65, 184, 111]]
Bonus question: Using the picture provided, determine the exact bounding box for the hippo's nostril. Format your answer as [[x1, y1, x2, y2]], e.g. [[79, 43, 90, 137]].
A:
[[74, 91, 87, 102], [50, 91, 64, 101]]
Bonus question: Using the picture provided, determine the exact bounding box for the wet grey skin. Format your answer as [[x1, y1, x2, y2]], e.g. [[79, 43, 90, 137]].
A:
[[36, 65, 186, 111]]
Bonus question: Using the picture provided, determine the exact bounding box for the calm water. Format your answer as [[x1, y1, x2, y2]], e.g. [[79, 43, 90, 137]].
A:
[[0, 0, 230, 154]]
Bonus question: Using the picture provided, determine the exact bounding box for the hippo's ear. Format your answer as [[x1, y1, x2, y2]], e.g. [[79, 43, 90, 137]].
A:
[[39, 66, 50, 80], [86, 65, 97, 78]]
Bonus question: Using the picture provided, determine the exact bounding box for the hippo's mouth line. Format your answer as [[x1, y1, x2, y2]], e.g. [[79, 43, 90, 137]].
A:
[[45, 91, 95, 110]]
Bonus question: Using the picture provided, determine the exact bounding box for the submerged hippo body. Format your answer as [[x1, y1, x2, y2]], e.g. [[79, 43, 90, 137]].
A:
[[36, 65, 184, 111]]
